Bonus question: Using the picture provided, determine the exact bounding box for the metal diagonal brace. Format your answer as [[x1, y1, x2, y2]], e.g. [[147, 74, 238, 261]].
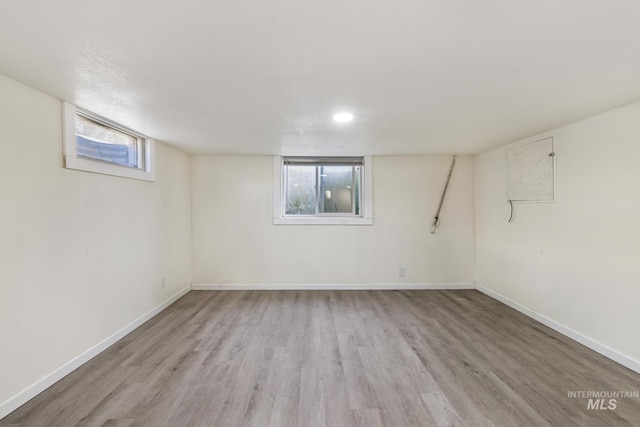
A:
[[431, 155, 456, 234]]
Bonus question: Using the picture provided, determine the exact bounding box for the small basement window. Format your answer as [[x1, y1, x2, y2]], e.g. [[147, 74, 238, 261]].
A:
[[62, 102, 155, 181], [274, 156, 373, 225]]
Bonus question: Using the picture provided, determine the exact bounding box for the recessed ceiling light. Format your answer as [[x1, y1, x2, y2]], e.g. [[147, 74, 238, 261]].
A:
[[333, 112, 354, 123]]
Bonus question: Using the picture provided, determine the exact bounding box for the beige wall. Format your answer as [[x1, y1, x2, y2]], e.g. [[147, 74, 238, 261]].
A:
[[0, 75, 192, 405], [191, 155, 475, 285], [474, 101, 640, 365]]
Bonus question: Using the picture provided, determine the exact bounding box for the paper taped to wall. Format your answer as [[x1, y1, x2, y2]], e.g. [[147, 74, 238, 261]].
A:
[[506, 137, 555, 202]]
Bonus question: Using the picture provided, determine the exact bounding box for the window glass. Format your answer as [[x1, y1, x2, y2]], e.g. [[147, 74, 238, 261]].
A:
[[318, 165, 354, 214], [283, 158, 363, 217], [285, 165, 316, 215], [76, 114, 141, 169]]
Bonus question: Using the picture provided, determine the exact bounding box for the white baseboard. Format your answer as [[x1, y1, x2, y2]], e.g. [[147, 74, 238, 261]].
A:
[[191, 284, 221, 290], [190, 283, 475, 291], [476, 284, 640, 374], [0, 285, 191, 420]]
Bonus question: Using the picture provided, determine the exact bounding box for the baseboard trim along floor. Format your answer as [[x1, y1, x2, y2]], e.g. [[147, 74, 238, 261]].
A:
[[0, 285, 191, 420], [191, 283, 476, 291], [476, 284, 640, 374]]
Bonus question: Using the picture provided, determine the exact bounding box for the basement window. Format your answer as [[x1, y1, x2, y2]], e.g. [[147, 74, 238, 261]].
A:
[[62, 102, 156, 181], [273, 156, 373, 225]]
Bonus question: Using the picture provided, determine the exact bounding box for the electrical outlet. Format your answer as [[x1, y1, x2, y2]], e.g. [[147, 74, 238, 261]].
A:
[[161, 277, 166, 289], [399, 267, 406, 278]]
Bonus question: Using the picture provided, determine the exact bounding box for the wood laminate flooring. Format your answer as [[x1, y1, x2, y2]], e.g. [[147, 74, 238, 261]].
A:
[[2, 290, 639, 426]]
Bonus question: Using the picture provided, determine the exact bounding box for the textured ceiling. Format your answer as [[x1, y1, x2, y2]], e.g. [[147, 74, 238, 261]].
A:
[[1, 0, 640, 155]]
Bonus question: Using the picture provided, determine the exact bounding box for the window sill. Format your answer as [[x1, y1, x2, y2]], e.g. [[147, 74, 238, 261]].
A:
[[64, 156, 156, 182], [274, 216, 373, 225]]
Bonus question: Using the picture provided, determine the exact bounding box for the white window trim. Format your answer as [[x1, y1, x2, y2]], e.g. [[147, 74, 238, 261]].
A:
[[62, 102, 156, 182], [273, 155, 373, 225]]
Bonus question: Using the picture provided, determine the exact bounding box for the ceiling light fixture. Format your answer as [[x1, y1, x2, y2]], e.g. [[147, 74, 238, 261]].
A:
[[333, 112, 354, 123]]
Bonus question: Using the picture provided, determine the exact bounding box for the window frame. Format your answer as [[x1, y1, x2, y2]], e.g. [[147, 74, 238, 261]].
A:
[[62, 102, 156, 182], [273, 155, 373, 225]]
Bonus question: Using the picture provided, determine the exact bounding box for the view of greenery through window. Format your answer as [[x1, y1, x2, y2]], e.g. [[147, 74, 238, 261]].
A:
[[284, 162, 361, 216], [285, 165, 316, 215]]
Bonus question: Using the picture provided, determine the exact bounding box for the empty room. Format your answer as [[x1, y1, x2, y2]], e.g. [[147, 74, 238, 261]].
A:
[[1, 1, 639, 426]]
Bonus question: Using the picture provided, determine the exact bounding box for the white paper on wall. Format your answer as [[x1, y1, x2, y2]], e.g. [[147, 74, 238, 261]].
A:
[[506, 137, 555, 201]]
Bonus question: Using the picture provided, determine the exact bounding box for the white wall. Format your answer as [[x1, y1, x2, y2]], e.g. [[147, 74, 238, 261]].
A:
[[0, 75, 192, 406], [2, 63, 638, 417], [191, 155, 475, 285], [474, 101, 640, 366]]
